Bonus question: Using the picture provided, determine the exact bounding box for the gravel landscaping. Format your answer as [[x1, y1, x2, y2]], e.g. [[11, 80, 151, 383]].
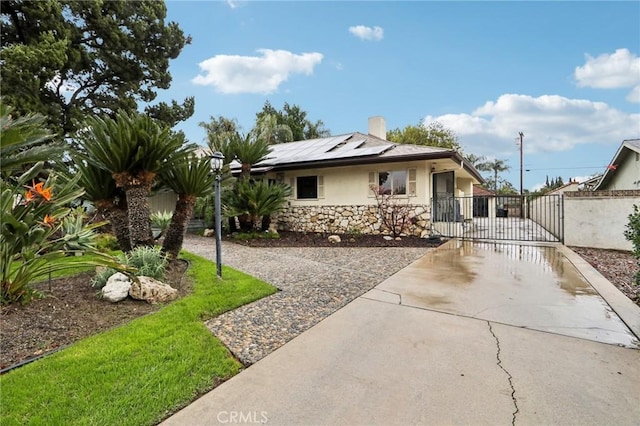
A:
[[183, 234, 434, 365]]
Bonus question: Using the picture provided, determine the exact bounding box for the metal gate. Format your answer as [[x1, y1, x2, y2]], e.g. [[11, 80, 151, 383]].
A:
[[431, 194, 564, 243]]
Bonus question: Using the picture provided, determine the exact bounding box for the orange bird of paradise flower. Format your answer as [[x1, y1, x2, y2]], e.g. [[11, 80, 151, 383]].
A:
[[25, 181, 53, 202], [41, 214, 56, 227]]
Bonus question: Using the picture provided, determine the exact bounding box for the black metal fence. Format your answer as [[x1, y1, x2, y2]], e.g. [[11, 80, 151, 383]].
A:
[[431, 195, 563, 242]]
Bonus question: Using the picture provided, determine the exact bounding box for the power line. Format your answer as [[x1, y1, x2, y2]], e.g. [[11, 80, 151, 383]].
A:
[[525, 166, 606, 171]]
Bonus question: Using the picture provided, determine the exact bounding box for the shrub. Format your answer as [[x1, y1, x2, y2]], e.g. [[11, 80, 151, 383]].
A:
[[125, 245, 168, 280], [624, 204, 640, 284], [91, 245, 168, 288], [95, 233, 119, 252]]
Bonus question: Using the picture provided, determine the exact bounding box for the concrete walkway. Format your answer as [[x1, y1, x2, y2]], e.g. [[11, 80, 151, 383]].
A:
[[163, 240, 640, 425]]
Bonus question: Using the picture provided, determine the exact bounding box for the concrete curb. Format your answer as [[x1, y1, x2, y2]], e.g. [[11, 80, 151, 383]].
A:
[[559, 245, 640, 340]]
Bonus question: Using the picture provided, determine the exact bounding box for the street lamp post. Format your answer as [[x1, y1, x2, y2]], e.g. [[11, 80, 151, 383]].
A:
[[210, 151, 224, 279]]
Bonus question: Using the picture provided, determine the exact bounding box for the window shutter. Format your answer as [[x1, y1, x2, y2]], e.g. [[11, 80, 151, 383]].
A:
[[408, 168, 417, 196], [289, 177, 296, 199], [368, 172, 376, 197], [318, 176, 324, 198]]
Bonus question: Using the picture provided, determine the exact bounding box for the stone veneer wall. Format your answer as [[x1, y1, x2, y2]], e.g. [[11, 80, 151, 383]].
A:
[[273, 204, 432, 237]]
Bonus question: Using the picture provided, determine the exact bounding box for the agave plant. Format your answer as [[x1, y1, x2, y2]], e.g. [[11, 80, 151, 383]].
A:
[[158, 154, 215, 259], [74, 111, 189, 249]]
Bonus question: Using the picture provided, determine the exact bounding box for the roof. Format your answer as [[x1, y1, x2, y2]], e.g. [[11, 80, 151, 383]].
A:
[[473, 185, 495, 196], [228, 132, 485, 183], [595, 138, 640, 190], [546, 181, 580, 195]]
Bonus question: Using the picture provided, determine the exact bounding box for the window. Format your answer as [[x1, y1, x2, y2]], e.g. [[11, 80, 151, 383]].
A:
[[296, 176, 318, 199], [378, 170, 407, 195]]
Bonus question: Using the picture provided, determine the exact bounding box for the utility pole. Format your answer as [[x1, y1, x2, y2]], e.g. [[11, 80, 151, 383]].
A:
[[519, 132, 524, 218]]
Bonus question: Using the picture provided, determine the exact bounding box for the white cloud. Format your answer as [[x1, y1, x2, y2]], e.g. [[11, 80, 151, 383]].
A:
[[574, 48, 640, 102], [192, 49, 323, 94], [348, 25, 384, 41], [424, 93, 640, 156], [226, 0, 240, 9]]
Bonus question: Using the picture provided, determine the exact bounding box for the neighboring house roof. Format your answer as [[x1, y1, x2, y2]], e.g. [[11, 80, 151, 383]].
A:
[[473, 185, 495, 196], [228, 132, 485, 183], [546, 181, 580, 195], [580, 174, 602, 190], [594, 138, 640, 190]]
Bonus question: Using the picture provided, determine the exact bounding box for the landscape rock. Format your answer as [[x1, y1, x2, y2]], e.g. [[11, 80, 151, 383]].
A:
[[203, 229, 215, 237], [102, 273, 132, 302], [383, 236, 394, 241], [328, 235, 341, 243], [129, 276, 178, 304], [395, 237, 402, 241]]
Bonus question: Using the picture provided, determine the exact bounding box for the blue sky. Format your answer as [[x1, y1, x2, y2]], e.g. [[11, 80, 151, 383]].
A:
[[160, 1, 640, 191]]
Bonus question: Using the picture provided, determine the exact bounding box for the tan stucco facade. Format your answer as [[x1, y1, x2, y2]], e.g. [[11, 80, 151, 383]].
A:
[[265, 158, 479, 236]]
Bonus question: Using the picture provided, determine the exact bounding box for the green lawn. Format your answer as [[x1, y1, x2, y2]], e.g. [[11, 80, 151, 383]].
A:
[[0, 251, 276, 426]]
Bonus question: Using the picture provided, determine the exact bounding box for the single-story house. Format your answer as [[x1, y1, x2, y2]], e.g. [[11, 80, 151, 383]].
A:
[[232, 117, 485, 237], [594, 139, 640, 190]]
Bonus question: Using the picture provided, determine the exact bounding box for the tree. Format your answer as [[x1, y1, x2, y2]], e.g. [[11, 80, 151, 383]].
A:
[[255, 101, 330, 142], [1, 0, 194, 135], [75, 111, 188, 249], [477, 159, 510, 192], [464, 153, 486, 168], [223, 179, 291, 232], [253, 113, 293, 145], [387, 121, 461, 151], [159, 154, 215, 259], [74, 158, 131, 251]]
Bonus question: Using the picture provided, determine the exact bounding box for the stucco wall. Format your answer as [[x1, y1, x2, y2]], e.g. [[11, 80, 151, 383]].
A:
[[564, 190, 640, 251], [265, 159, 476, 208]]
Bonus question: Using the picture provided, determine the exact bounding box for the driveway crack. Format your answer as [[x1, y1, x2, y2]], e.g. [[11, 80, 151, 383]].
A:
[[487, 321, 519, 425]]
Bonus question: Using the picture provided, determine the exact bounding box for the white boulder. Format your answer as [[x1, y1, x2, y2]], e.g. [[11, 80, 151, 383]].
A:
[[328, 235, 341, 243], [383, 236, 394, 241], [203, 229, 215, 237], [129, 276, 178, 304], [102, 273, 132, 303]]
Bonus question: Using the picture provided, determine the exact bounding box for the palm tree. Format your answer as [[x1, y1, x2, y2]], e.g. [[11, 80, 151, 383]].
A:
[[477, 159, 510, 192], [253, 113, 293, 144], [159, 154, 215, 259], [0, 104, 63, 178], [75, 111, 187, 249], [464, 153, 486, 168], [74, 158, 131, 251], [232, 133, 272, 181], [223, 179, 291, 232]]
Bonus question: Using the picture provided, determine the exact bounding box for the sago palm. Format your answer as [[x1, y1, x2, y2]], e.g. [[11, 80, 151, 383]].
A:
[[74, 157, 131, 251], [223, 180, 291, 232], [232, 133, 272, 181], [75, 111, 187, 248], [158, 154, 215, 259]]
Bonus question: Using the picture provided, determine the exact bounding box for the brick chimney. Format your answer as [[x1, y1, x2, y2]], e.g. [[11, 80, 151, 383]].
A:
[[368, 116, 386, 140]]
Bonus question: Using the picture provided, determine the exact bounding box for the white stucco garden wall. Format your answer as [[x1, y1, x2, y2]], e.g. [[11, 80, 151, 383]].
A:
[[564, 191, 640, 251]]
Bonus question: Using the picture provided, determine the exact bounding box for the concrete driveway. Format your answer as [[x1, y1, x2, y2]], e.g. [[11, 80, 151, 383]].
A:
[[163, 240, 640, 425]]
